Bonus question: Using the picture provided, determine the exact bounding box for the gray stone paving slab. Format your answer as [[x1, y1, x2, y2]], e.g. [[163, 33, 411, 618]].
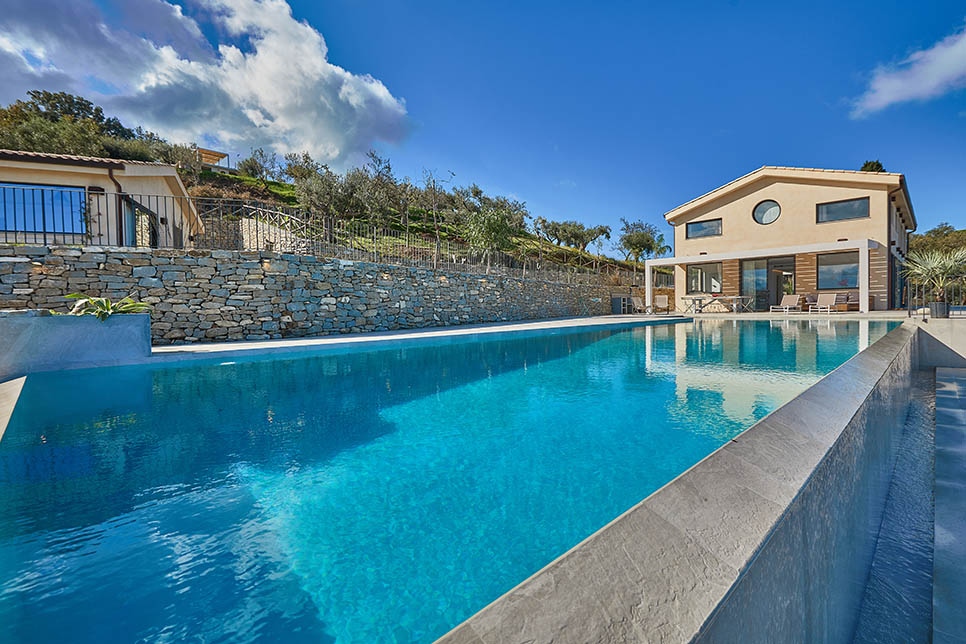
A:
[[0, 376, 25, 442]]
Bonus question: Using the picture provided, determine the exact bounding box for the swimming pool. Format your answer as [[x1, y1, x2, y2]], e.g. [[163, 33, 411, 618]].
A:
[[0, 319, 898, 643]]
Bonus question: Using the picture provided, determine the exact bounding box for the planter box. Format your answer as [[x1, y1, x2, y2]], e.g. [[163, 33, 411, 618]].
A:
[[0, 310, 151, 381], [930, 301, 950, 319]]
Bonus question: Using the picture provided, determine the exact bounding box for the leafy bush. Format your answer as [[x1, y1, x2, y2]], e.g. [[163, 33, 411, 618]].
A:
[[902, 248, 966, 302], [0, 114, 105, 157], [237, 148, 279, 182], [65, 294, 152, 321]]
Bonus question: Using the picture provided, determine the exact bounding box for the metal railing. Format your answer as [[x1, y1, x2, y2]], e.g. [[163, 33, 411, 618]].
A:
[[0, 186, 673, 288], [906, 278, 966, 319]]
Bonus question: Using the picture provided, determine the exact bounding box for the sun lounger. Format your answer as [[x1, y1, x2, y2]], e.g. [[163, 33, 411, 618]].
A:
[[770, 294, 801, 313], [809, 293, 837, 314]]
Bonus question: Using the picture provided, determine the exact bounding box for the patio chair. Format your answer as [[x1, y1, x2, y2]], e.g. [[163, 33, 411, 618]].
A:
[[809, 293, 837, 314], [770, 294, 801, 313], [845, 291, 861, 311], [651, 294, 671, 315], [630, 296, 647, 313]]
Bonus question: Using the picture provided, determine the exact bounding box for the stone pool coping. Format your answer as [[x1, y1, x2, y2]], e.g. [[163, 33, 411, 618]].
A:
[[438, 321, 919, 644], [148, 314, 690, 364]]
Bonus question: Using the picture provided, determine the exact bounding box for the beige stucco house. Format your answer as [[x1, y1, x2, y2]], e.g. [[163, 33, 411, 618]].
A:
[[0, 149, 203, 248], [644, 166, 916, 313]]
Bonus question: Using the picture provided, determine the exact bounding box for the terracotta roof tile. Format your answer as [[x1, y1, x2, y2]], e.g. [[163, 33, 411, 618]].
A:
[[0, 148, 172, 167]]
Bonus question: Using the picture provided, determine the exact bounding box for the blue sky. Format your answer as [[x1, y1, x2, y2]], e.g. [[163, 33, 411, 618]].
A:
[[2, 0, 965, 250], [297, 0, 965, 239]]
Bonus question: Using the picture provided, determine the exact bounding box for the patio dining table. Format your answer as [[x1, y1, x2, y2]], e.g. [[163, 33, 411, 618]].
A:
[[681, 295, 712, 314], [714, 295, 755, 313], [681, 294, 754, 313]]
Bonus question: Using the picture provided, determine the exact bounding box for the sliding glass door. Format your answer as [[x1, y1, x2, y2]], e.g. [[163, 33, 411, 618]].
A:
[[741, 257, 795, 311], [741, 259, 769, 310]]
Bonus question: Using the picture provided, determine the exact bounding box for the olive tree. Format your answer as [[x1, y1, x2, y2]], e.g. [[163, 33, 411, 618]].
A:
[[464, 207, 514, 274]]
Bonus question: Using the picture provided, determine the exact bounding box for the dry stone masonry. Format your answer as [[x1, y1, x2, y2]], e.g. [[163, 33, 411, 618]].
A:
[[0, 245, 615, 345]]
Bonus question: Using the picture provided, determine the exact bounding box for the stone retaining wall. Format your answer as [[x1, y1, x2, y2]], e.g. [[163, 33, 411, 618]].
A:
[[0, 245, 616, 345]]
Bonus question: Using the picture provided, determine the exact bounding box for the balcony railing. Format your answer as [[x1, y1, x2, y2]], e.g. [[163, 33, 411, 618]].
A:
[[906, 278, 966, 318]]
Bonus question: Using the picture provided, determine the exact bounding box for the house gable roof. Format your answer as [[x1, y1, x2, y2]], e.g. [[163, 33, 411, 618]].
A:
[[0, 148, 201, 233], [664, 166, 916, 231]]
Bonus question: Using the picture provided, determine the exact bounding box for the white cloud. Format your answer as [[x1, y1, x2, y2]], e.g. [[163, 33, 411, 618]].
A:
[[852, 24, 966, 118], [0, 0, 408, 168]]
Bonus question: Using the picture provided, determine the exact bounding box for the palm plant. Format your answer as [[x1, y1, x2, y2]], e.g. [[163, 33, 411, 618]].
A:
[[901, 248, 966, 304], [65, 294, 152, 321]]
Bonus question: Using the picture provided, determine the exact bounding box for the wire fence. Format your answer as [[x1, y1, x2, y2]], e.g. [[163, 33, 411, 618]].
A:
[[0, 185, 674, 288], [906, 278, 966, 319]]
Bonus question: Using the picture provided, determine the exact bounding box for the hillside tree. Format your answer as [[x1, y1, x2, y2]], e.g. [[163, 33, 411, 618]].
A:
[[617, 218, 671, 276], [421, 168, 454, 268], [464, 206, 515, 274]]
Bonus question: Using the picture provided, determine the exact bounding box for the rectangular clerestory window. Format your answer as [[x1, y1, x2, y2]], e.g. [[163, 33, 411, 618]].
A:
[[685, 218, 722, 239], [816, 197, 869, 223]]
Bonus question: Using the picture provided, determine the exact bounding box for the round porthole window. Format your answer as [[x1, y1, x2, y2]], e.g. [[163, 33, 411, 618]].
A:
[[752, 200, 781, 225]]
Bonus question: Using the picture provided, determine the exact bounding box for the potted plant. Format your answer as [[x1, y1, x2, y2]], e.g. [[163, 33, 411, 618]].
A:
[[64, 293, 152, 320], [1, 294, 153, 381], [902, 249, 966, 318]]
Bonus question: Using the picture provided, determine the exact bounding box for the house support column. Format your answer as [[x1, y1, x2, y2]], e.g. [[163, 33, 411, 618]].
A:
[[859, 246, 870, 313], [644, 262, 654, 309]]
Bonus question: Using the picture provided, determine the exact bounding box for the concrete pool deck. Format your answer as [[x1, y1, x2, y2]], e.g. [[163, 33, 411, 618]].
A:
[[150, 312, 925, 362], [690, 310, 912, 320]]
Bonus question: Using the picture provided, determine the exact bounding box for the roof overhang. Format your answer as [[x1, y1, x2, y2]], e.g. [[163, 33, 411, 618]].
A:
[[891, 175, 917, 232], [0, 149, 124, 170], [644, 238, 881, 267]]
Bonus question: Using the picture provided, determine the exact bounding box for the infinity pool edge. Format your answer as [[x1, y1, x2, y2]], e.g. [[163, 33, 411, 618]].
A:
[[437, 321, 920, 644]]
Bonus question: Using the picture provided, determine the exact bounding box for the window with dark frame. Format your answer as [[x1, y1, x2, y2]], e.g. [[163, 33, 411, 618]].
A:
[[686, 263, 723, 294], [752, 200, 781, 225], [685, 218, 722, 239], [816, 197, 869, 223], [817, 251, 859, 290]]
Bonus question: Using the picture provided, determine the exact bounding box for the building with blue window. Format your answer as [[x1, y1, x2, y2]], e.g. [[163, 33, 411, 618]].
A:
[[0, 149, 204, 248]]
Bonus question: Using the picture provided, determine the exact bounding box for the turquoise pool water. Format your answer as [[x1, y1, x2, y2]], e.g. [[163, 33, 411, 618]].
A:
[[0, 319, 897, 643]]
